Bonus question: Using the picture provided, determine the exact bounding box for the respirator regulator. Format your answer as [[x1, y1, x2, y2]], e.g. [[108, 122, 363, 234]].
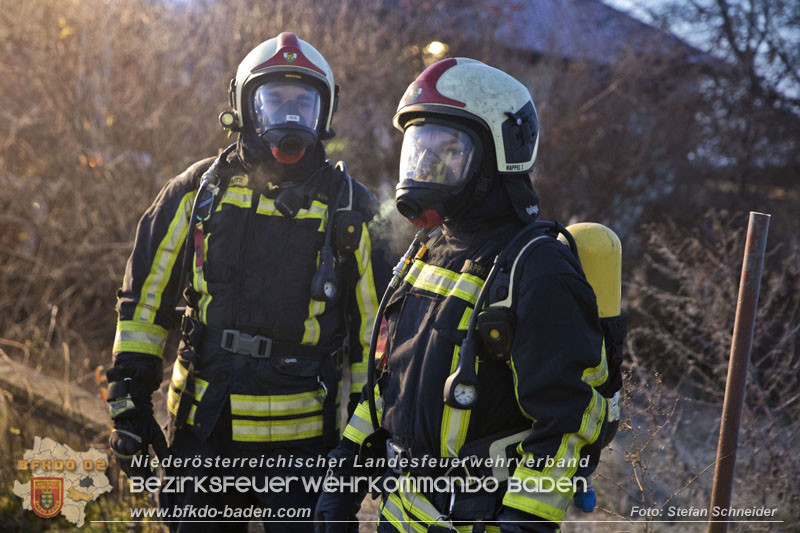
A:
[[251, 80, 323, 164]]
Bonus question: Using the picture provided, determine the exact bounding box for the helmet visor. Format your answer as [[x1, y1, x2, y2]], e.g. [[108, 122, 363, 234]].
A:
[[251, 81, 322, 134], [399, 123, 476, 188]]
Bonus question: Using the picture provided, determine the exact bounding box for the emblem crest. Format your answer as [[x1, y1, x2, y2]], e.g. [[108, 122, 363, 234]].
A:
[[31, 477, 63, 518], [408, 87, 422, 102], [283, 52, 297, 63]]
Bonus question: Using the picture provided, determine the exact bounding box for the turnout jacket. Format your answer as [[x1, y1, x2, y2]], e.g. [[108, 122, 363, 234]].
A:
[[342, 223, 610, 530], [113, 149, 380, 447]]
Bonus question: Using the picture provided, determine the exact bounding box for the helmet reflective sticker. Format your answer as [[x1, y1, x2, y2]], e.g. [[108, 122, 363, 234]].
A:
[[251, 82, 321, 134], [393, 58, 538, 174], [399, 123, 475, 188]]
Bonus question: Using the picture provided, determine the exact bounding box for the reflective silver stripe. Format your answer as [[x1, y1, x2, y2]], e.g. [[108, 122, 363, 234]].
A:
[[301, 285, 326, 344], [219, 186, 252, 208], [380, 493, 414, 533], [491, 236, 549, 309], [354, 226, 379, 358], [231, 415, 323, 442], [343, 395, 382, 445], [350, 362, 368, 394], [502, 470, 572, 523], [405, 261, 483, 305], [399, 482, 442, 523], [229, 391, 322, 417], [133, 191, 194, 323], [486, 430, 529, 482], [504, 391, 606, 522], [166, 364, 208, 426], [545, 390, 606, 480], [441, 309, 474, 457], [257, 196, 328, 230], [113, 320, 168, 357], [581, 341, 608, 387], [195, 232, 212, 323]]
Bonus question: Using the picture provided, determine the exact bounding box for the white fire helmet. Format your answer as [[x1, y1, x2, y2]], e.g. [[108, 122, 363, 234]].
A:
[[393, 58, 539, 174], [221, 32, 337, 144]]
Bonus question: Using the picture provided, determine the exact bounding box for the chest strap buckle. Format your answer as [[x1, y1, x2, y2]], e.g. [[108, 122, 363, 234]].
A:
[[221, 329, 272, 358]]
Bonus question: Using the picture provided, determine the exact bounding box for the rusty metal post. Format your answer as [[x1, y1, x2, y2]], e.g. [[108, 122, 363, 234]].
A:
[[708, 212, 770, 533]]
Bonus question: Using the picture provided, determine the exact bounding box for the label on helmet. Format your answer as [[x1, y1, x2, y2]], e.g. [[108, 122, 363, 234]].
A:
[[286, 114, 300, 122]]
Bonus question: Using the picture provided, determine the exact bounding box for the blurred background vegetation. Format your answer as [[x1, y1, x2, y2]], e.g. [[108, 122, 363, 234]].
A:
[[0, 0, 798, 530]]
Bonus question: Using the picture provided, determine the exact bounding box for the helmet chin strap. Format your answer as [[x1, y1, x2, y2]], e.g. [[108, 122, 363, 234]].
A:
[[271, 146, 306, 164]]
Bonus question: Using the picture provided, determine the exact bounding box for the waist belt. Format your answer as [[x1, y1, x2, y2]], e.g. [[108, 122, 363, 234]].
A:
[[180, 315, 336, 359], [178, 315, 341, 448], [204, 325, 337, 359]]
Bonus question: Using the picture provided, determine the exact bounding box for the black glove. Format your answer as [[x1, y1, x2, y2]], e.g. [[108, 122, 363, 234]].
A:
[[314, 445, 365, 533], [498, 507, 558, 533], [109, 414, 167, 479], [106, 367, 167, 479], [346, 392, 362, 421]]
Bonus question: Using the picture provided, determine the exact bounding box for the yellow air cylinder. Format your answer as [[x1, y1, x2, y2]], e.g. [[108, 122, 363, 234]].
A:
[[560, 223, 621, 318]]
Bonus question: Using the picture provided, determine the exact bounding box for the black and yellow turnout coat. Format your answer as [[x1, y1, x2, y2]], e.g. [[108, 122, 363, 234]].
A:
[[342, 208, 611, 531], [113, 147, 380, 449]]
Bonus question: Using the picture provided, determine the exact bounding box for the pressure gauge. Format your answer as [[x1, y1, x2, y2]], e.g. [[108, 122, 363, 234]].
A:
[[323, 280, 337, 299], [453, 383, 477, 407], [443, 339, 479, 409]]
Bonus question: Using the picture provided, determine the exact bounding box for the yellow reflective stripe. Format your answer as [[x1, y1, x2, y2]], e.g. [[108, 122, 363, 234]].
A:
[[441, 308, 473, 457], [398, 481, 441, 523], [405, 261, 483, 305], [350, 361, 368, 394], [113, 320, 168, 357], [581, 340, 608, 387], [133, 191, 193, 323], [379, 493, 413, 533], [396, 483, 474, 533], [229, 391, 322, 417], [343, 393, 382, 445], [219, 186, 252, 208], [231, 415, 323, 442], [505, 391, 606, 523], [354, 225, 379, 357], [166, 365, 208, 427], [194, 232, 212, 323], [502, 490, 569, 523], [301, 253, 326, 344], [545, 390, 606, 479], [166, 387, 198, 424], [509, 356, 535, 422], [169, 360, 209, 394], [256, 196, 328, 230]]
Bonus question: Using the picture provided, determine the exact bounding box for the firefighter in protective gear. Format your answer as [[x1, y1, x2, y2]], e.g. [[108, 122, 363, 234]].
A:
[[106, 32, 382, 532], [316, 58, 613, 533]]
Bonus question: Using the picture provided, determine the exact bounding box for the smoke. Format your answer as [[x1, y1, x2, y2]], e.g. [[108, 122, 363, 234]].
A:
[[367, 195, 418, 257]]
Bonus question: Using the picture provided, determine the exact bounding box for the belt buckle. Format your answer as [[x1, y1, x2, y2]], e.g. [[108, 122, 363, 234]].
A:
[[221, 330, 272, 358], [221, 329, 240, 353], [248, 335, 272, 358], [386, 440, 408, 475]]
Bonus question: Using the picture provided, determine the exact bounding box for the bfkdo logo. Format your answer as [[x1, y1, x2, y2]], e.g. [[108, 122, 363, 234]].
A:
[[31, 477, 64, 518], [13, 437, 113, 527]]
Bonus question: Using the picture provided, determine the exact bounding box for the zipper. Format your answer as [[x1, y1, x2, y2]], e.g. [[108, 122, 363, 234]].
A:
[[231, 190, 259, 328]]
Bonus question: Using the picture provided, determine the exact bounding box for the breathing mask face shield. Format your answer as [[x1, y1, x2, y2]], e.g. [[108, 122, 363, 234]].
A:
[[251, 81, 323, 164], [395, 120, 480, 227]]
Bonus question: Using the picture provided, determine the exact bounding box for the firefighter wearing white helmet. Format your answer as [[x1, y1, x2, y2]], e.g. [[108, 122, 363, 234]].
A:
[[106, 32, 384, 532], [316, 58, 614, 533]]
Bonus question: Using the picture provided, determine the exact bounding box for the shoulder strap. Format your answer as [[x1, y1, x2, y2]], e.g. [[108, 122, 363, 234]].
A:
[[488, 233, 553, 310], [174, 144, 236, 320], [333, 160, 354, 212]]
